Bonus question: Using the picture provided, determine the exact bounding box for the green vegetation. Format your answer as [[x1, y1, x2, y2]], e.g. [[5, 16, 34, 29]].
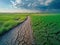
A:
[[0, 13, 27, 35], [31, 14, 60, 45], [0, 13, 60, 45]]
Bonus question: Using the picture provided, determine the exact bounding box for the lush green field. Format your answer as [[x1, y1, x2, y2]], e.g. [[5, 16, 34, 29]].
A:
[[0, 13, 27, 35], [0, 13, 60, 45], [31, 14, 60, 45]]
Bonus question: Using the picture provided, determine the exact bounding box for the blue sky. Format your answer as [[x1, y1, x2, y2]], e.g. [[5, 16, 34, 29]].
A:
[[0, 0, 60, 12], [0, 0, 11, 8]]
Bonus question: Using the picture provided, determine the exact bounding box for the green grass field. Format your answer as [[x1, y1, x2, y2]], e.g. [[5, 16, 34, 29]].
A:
[[31, 14, 60, 45], [0, 13, 60, 45], [0, 13, 27, 35]]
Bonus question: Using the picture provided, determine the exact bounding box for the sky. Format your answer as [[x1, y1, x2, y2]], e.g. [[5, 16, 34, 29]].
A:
[[0, 0, 60, 12]]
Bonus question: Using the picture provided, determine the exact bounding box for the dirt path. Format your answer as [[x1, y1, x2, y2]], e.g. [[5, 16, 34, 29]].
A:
[[0, 16, 34, 45]]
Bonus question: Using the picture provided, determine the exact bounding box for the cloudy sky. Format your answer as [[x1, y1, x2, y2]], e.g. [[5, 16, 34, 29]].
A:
[[0, 0, 60, 12]]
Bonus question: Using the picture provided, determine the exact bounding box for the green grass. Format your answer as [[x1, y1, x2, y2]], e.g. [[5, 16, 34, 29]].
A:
[[31, 13, 60, 45], [0, 13, 60, 45], [0, 13, 27, 35]]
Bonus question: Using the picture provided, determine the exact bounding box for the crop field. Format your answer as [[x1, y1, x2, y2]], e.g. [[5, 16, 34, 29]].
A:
[[0, 13, 27, 35], [31, 14, 60, 45]]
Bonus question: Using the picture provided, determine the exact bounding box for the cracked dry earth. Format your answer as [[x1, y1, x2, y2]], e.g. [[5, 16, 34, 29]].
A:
[[0, 16, 34, 45]]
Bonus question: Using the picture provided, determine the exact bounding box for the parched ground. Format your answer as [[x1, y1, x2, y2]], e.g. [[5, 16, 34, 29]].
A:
[[0, 16, 34, 45]]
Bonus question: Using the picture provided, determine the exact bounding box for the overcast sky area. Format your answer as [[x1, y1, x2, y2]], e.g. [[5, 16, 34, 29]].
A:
[[0, 0, 60, 12]]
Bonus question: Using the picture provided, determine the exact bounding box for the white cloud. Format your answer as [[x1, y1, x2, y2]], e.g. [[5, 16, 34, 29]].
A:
[[15, 0, 21, 4], [38, 0, 53, 6], [44, 0, 53, 6], [38, 0, 45, 5], [10, 0, 17, 8], [0, 8, 40, 13], [10, 0, 22, 8], [32, 2, 38, 7], [28, 3, 31, 7]]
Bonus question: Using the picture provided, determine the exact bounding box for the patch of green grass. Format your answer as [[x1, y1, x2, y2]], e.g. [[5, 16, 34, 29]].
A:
[[0, 13, 27, 35], [31, 13, 60, 45]]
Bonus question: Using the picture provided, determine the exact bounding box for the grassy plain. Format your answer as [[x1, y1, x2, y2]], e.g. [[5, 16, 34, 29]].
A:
[[0, 13, 27, 35], [31, 13, 60, 45], [0, 13, 60, 45]]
